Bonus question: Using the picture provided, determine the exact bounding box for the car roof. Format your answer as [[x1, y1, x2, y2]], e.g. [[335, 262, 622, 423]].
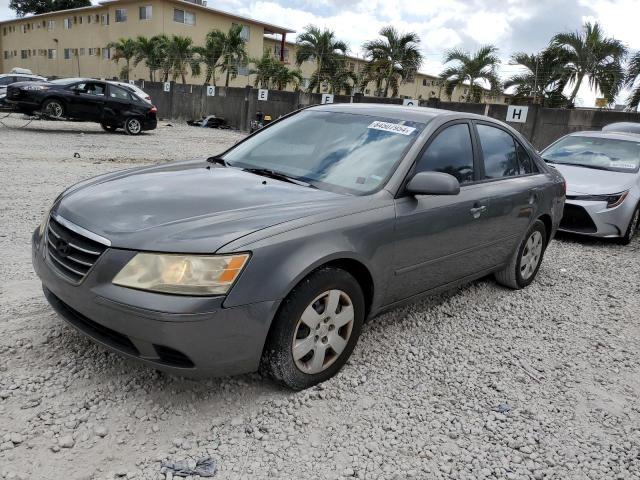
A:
[[568, 130, 640, 142], [309, 102, 501, 125], [0, 73, 45, 78]]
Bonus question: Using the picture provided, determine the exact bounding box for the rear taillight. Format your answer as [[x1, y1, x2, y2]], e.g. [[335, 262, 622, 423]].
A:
[[150, 106, 157, 113]]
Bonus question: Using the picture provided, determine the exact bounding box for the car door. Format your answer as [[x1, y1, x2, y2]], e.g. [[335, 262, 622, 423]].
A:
[[472, 121, 548, 263], [389, 121, 497, 302], [103, 84, 135, 125], [66, 81, 106, 120]]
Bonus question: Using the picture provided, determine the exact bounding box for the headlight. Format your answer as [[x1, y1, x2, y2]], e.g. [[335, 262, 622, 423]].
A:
[[112, 253, 250, 296], [21, 85, 49, 91], [572, 191, 628, 208]]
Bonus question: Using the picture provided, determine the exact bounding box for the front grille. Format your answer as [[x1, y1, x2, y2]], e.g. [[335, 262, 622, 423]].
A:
[[45, 216, 107, 283], [560, 204, 597, 233]]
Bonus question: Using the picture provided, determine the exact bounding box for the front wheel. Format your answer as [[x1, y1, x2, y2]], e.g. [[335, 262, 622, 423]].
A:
[[619, 205, 639, 245], [42, 99, 65, 119], [260, 267, 365, 390], [124, 117, 142, 135], [495, 220, 547, 289]]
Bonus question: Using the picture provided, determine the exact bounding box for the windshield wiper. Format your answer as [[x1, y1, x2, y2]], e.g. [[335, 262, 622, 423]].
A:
[[242, 168, 316, 188], [564, 163, 612, 171]]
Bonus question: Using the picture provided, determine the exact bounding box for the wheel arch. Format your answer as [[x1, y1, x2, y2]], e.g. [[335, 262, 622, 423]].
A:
[[537, 213, 553, 246]]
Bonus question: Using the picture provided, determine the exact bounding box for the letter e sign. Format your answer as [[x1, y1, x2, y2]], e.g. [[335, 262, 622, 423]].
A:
[[258, 89, 269, 101], [506, 105, 528, 123], [321, 94, 334, 104]]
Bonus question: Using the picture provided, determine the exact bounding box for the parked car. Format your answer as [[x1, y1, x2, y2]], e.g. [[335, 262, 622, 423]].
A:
[[602, 122, 640, 135], [0, 73, 46, 104], [32, 104, 565, 389], [5, 77, 157, 134], [541, 131, 640, 244]]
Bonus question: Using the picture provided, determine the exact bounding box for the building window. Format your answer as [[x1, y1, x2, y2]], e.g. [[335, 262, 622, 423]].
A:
[[115, 9, 127, 22], [79, 48, 85, 56], [139, 5, 152, 20], [78, 16, 83, 24], [173, 9, 195, 25], [48, 49, 57, 60], [273, 44, 289, 61], [232, 23, 250, 40], [21, 49, 29, 59], [88, 47, 97, 56], [47, 20, 55, 31], [3, 51, 8, 60], [87, 15, 92, 24], [101, 14, 109, 25], [102, 47, 111, 59], [64, 48, 71, 60], [422, 79, 427, 86], [64, 18, 72, 29]]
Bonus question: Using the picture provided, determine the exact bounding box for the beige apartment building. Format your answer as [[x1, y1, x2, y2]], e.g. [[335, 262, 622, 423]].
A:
[[0, 0, 293, 86], [0, 0, 510, 103]]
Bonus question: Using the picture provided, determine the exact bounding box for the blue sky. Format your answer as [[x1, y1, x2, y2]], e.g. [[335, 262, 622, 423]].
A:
[[1, 0, 638, 106]]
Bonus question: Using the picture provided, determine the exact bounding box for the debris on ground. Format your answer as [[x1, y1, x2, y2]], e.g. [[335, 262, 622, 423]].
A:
[[161, 456, 217, 477], [187, 115, 229, 129]]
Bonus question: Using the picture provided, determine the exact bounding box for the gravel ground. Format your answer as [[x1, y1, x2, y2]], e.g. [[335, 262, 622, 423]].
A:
[[1, 116, 639, 480]]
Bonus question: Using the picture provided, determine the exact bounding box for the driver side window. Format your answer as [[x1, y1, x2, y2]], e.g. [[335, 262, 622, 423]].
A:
[[414, 123, 475, 184]]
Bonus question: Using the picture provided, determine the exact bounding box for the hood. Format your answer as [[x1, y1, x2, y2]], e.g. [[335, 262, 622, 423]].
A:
[[55, 161, 350, 253], [550, 163, 636, 195]]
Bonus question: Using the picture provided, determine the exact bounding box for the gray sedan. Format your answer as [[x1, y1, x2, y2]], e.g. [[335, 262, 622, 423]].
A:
[[32, 104, 565, 390], [541, 131, 640, 244]]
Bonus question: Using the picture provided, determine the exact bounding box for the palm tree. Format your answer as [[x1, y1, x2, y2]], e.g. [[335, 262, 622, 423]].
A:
[[218, 25, 249, 87], [167, 35, 200, 84], [194, 29, 226, 86], [551, 21, 627, 104], [149, 34, 172, 82], [133, 36, 161, 82], [272, 64, 303, 91], [505, 48, 569, 106], [107, 38, 138, 81], [440, 45, 501, 102], [295, 25, 348, 94], [249, 53, 280, 88], [362, 26, 422, 98], [625, 51, 640, 110], [328, 62, 358, 95]]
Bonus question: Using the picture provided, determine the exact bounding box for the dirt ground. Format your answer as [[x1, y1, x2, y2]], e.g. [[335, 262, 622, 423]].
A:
[[1, 115, 639, 480]]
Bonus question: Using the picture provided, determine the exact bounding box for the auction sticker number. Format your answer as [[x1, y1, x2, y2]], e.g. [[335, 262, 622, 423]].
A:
[[368, 121, 416, 135]]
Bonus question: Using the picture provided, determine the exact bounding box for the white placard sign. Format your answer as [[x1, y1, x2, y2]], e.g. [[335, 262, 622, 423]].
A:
[[258, 89, 269, 101], [163, 82, 171, 92], [506, 105, 528, 123], [128, 80, 135, 85], [321, 93, 334, 104], [368, 121, 416, 136], [402, 98, 418, 107], [206, 85, 216, 97]]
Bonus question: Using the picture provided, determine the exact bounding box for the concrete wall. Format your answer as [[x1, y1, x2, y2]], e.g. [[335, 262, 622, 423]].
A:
[[136, 81, 640, 149]]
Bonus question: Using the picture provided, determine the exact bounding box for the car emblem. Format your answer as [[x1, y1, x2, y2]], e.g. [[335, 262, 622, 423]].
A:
[[56, 239, 71, 257]]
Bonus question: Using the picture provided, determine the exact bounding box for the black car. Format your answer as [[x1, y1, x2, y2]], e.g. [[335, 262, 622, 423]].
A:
[[6, 78, 157, 135]]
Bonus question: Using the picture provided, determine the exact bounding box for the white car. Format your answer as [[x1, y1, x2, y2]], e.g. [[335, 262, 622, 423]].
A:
[[110, 81, 153, 104], [0, 73, 47, 102]]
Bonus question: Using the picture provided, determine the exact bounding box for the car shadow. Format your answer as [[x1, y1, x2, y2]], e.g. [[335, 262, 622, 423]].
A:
[[554, 231, 622, 247]]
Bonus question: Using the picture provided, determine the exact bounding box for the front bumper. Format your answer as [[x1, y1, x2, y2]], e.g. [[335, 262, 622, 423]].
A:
[[32, 228, 277, 377], [559, 196, 638, 238]]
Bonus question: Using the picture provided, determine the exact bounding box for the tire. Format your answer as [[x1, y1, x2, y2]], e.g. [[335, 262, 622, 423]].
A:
[[101, 123, 118, 132], [495, 220, 547, 289], [260, 267, 365, 390], [42, 99, 64, 119], [619, 205, 640, 245], [124, 117, 142, 135]]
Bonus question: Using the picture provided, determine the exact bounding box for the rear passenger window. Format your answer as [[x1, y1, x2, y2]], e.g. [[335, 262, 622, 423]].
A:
[[515, 142, 537, 174], [415, 123, 475, 184], [109, 85, 132, 100], [477, 124, 520, 179]]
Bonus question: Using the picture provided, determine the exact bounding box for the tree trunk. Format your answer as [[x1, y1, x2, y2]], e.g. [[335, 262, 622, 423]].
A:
[[225, 66, 230, 87], [569, 74, 583, 103], [315, 58, 322, 94]]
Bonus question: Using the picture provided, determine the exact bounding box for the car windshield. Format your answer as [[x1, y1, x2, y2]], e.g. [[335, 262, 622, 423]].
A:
[[542, 136, 640, 173], [223, 110, 426, 194]]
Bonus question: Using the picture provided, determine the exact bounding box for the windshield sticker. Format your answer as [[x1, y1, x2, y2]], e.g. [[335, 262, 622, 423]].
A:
[[614, 162, 637, 169], [368, 121, 416, 136]]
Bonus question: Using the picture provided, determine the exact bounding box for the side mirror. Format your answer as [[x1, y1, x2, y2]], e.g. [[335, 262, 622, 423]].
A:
[[406, 171, 460, 196]]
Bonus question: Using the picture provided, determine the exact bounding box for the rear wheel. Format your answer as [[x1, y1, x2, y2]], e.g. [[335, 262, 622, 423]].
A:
[[42, 99, 64, 119], [619, 205, 640, 245], [495, 220, 547, 289], [101, 123, 118, 132], [260, 267, 365, 390], [124, 117, 142, 135]]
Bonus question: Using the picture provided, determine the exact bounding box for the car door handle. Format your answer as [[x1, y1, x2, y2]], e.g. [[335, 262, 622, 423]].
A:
[[469, 205, 487, 218]]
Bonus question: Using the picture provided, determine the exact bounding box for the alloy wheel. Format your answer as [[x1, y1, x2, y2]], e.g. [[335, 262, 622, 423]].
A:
[[520, 230, 543, 280], [46, 101, 63, 118], [292, 289, 355, 374], [630, 209, 639, 240], [127, 118, 141, 134]]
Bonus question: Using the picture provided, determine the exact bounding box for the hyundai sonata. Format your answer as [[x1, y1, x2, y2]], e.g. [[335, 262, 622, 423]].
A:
[[33, 104, 565, 390]]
